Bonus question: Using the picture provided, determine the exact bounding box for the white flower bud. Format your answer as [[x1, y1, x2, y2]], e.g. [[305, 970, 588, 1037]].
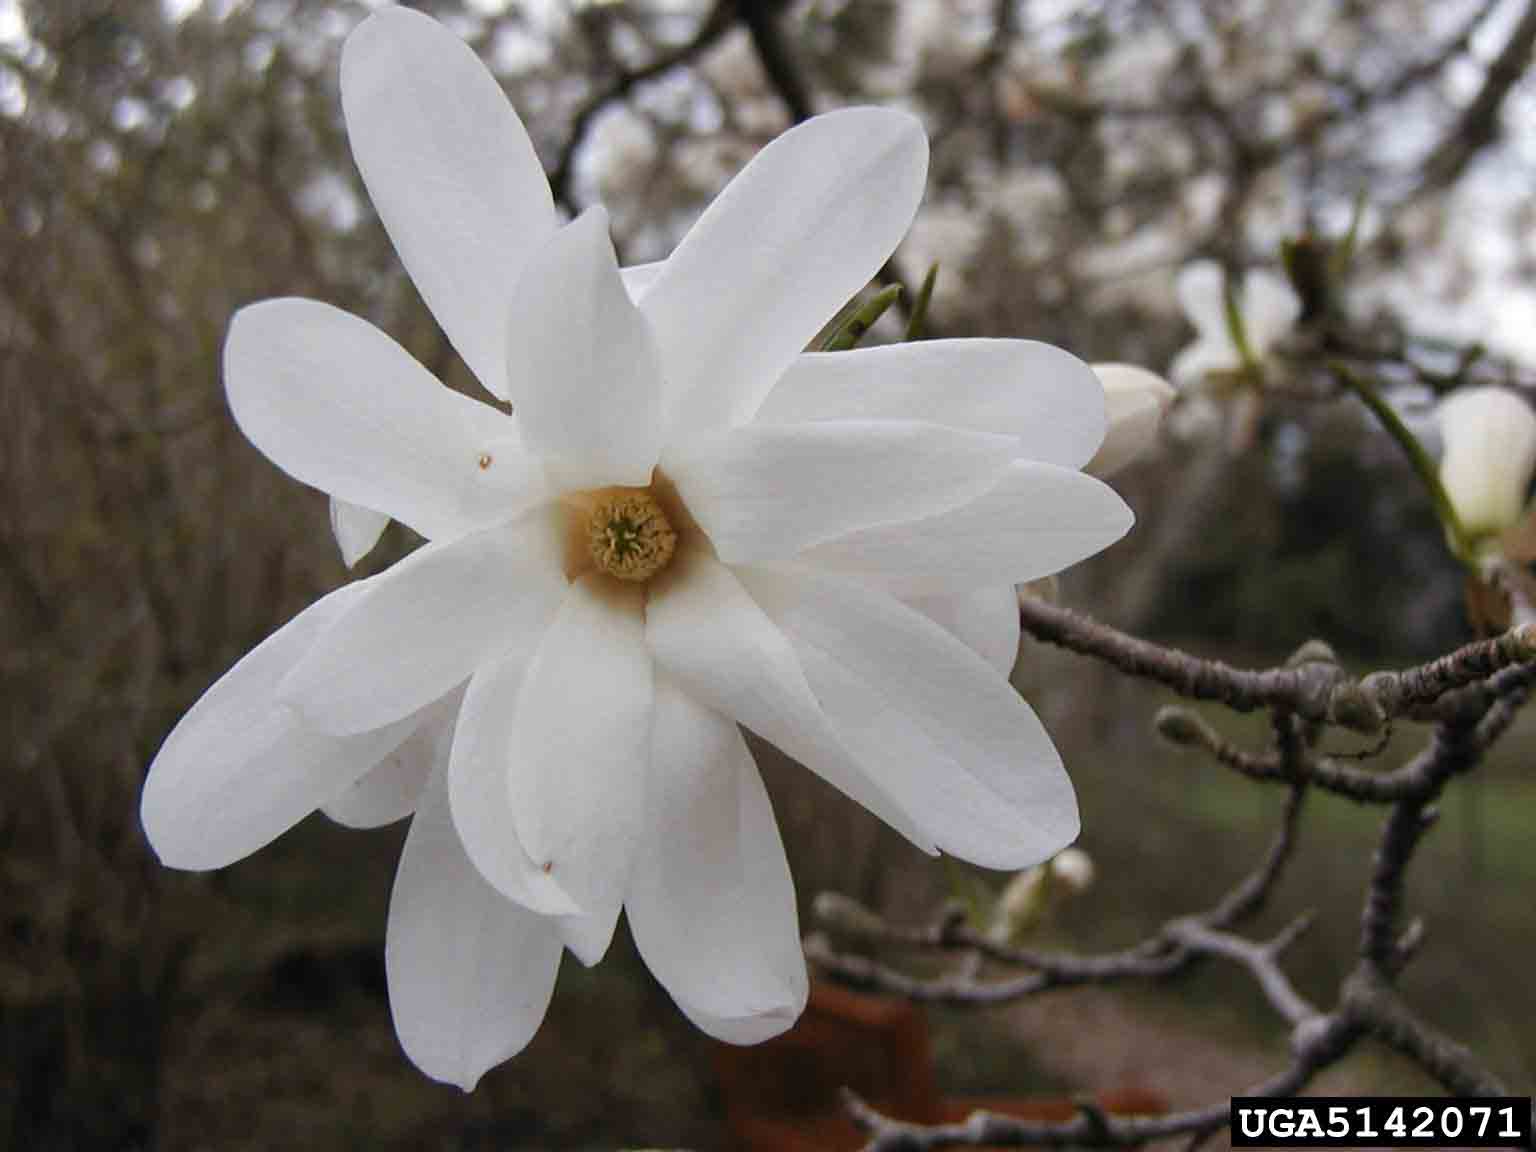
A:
[[988, 865, 1047, 944], [1437, 386, 1536, 540], [1087, 363, 1175, 477], [1049, 846, 1095, 893]]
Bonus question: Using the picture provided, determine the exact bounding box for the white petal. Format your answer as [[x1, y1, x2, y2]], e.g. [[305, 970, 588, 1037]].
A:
[[627, 678, 807, 1044], [330, 498, 391, 568], [225, 299, 544, 541], [909, 586, 1020, 677], [742, 568, 1079, 867], [341, 7, 557, 401], [794, 643, 1071, 868], [794, 460, 1132, 595], [141, 582, 416, 870], [386, 763, 563, 1091], [504, 208, 665, 490], [642, 108, 928, 438], [645, 551, 933, 850], [755, 340, 1106, 471], [669, 420, 1015, 565], [1240, 268, 1301, 356], [1175, 259, 1227, 336], [620, 260, 664, 303], [324, 687, 462, 828], [506, 574, 654, 966], [1087, 363, 1174, 478], [280, 509, 569, 735], [449, 637, 583, 918]]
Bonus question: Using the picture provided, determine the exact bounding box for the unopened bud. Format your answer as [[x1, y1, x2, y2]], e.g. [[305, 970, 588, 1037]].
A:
[[1087, 363, 1175, 478], [1049, 847, 1095, 894], [989, 865, 1047, 943], [1154, 705, 1205, 746], [1437, 386, 1536, 542]]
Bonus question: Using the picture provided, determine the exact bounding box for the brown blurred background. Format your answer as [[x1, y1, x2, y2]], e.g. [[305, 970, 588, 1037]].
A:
[[3, 0, 1534, 1147]]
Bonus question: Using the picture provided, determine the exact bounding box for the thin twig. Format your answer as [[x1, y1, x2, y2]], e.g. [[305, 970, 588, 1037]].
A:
[[548, 0, 736, 210]]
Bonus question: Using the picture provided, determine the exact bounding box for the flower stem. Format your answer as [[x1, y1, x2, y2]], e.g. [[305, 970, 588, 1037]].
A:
[[1332, 360, 1475, 567], [905, 264, 938, 342], [821, 284, 903, 351]]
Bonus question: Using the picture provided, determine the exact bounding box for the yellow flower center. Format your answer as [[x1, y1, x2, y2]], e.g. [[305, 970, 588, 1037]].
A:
[[587, 490, 677, 583]]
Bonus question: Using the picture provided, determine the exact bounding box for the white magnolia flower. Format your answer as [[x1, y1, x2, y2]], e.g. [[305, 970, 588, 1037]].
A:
[[1437, 386, 1536, 541], [1170, 259, 1301, 388], [141, 7, 1132, 1089], [1086, 363, 1175, 477]]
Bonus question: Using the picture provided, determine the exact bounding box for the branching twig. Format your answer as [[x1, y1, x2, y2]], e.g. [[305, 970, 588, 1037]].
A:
[[1020, 596, 1536, 732], [828, 613, 1524, 1149], [1017, 597, 1381, 730], [548, 0, 736, 210]]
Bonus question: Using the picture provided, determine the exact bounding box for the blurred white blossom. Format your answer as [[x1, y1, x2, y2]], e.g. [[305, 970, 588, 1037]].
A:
[[1437, 385, 1536, 542], [1170, 259, 1301, 388]]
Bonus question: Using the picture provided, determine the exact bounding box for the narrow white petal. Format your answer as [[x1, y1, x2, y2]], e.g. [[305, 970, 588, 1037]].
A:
[[1087, 363, 1175, 478], [141, 582, 416, 870], [909, 586, 1020, 677], [1175, 259, 1227, 337], [620, 260, 664, 303], [324, 687, 462, 828], [449, 636, 583, 918], [627, 678, 807, 1044], [794, 460, 1132, 595], [756, 340, 1106, 471], [795, 643, 1072, 868], [1240, 268, 1301, 356], [330, 498, 391, 568], [341, 7, 557, 401], [669, 420, 1015, 565], [386, 764, 563, 1092], [225, 300, 543, 541], [642, 108, 928, 437], [645, 551, 933, 850], [504, 209, 665, 490], [506, 574, 654, 966], [742, 568, 1079, 867], [280, 509, 569, 735]]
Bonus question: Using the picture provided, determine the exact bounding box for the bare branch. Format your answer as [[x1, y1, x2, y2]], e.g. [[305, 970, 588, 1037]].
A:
[[1421, 0, 1536, 190], [548, 0, 737, 210], [1021, 598, 1536, 732], [1360, 625, 1536, 718], [1344, 971, 1509, 1097], [1017, 598, 1382, 731], [1165, 916, 1320, 1029]]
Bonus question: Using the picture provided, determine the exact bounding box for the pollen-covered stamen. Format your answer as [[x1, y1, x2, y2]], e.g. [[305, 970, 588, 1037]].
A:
[[588, 490, 677, 583]]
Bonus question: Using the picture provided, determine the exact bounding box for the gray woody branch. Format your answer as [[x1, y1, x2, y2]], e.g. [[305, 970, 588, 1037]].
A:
[[814, 604, 1534, 1149]]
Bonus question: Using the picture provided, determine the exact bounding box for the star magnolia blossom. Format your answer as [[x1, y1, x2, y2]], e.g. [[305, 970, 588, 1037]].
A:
[[141, 6, 1132, 1089], [1437, 385, 1536, 541], [1170, 259, 1301, 388]]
